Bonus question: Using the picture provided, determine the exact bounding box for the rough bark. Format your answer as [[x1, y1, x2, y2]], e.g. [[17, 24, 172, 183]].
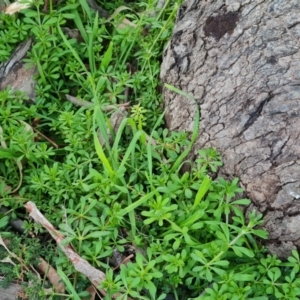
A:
[[0, 39, 37, 100], [160, 0, 300, 258]]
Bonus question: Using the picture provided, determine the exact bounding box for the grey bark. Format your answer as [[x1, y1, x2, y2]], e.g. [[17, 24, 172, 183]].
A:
[[0, 39, 37, 100], [160, 0, 300, 258]]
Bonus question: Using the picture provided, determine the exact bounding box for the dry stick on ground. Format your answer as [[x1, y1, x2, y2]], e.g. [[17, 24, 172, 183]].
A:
[[4, 0, 31, 15], [0, 235, 31, 274], [24, 201, 107, 296], [6, 0, 136, 29], [0, 209, 65, 293], [5, 0, 109, 18], [32, 127, 58, 149], [65, 94, 131, 111], [24, 201, 133, 299], [37, 258, 65, 294], [112, 254, 134, 271]]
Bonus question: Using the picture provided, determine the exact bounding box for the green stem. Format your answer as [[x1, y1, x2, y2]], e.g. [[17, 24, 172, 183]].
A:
[[141, 3, 178, 72], [207, 229, 249, 267]]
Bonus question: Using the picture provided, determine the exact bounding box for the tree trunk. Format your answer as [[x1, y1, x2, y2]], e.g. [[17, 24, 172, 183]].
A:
[[160, 0, 300, 258]]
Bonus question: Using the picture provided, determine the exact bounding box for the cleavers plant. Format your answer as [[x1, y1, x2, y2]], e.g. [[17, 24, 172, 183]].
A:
[[0, 0, 300, 300]]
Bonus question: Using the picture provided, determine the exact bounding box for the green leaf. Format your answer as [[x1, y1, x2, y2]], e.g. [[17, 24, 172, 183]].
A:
[[58, 3, 79, 12], [57, 24, 88, 72], [85, 231, 110, 239], [205, 268, 213, 282], [146, 260, 156, 270], [157, 294, 167, 300], [193, 175, 211, 209], [231, 198, 251, 205], [100, 41, 113, 70], [113, 184, 128, 194], [189, 222, 204, 230], [119, 130, 147, 170], [164, 84, 195, 100], [292, 249, 300, 261], [78, 0, 92, 21], [118, 191, 156, 217], [88, 12, 98, 73], [220, 223, 230, 242], [210, 266, 226, 276], [135, 253, 144, 266], [57, 267, 81, 300], [170, 222, 183, 233], [93, 131, 113, 174], [251, 229, 268, 239], [44, 17, 58, 25], [0, 216, 9, 229], [164, 233, 179, 242], [231, 246, 254, 258], [23, 17, 38, 25], [23, 10, 39, 18], [144, 217, 158, 225], [173, 238, 181, 250], [212, 260, 229, 267], [77, 291, 91, 297], [147, 112, 166, 185], [165, 84, 200, 173], [268, 267, 281, 282], [107, 5, 133, 23], [180, 210, 204, 228], [183, 233, 198, 246], [191, 250, 206, 264], [185, 188, 193, 198], [232, 273, 256, 281], [61, 13, 76, 19], [0, 148, 18, 159], [145, 280, 157, 299]]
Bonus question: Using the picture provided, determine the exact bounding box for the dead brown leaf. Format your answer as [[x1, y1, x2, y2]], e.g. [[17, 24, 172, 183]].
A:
[[4, 0, 32, 15]]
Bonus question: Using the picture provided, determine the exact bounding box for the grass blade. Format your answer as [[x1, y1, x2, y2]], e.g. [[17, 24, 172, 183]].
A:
[[57, 267, 81, 300], [57, 24, 88, 73], [100, 41, 113, 71], [164, 84, 200, 173], [193, 175, 211, 209], [78, 0, 92, 22], [119, 130, 146, 170], [93, 131, 113, 175], [88, 12, 98, 73], [119, 191, 156, 217], [147, 111, 165, 186], [93, 105, 111, 151], [93, 106, 113, 174]]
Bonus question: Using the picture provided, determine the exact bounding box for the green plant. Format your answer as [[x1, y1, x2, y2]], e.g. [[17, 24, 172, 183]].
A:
[[1, 0, 300, 300]]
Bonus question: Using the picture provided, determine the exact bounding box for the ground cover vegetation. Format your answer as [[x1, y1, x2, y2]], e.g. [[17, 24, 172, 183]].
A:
[[0, 0, 300, 299]]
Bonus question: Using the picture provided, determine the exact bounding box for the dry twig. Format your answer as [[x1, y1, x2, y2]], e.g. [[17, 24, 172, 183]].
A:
[[24, 202, 106, 289], [24, 201, 134, 299], [36, 258, 65, 293]]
